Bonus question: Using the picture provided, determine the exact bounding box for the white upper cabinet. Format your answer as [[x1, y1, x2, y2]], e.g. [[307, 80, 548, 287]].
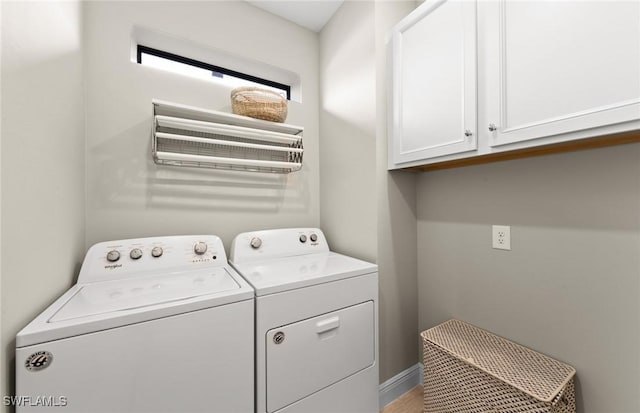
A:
[[483, 1, 640, 147], [389, 0, 477, 167], [389, 0, 640, 169]]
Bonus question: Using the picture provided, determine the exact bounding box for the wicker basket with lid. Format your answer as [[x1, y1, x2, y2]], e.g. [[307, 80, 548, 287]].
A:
[[230, 86, 288, 123], [422, 319, 576, 413]]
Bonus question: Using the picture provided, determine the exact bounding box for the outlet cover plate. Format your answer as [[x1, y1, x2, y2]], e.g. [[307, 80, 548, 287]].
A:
[[492, 225, 511, 250]]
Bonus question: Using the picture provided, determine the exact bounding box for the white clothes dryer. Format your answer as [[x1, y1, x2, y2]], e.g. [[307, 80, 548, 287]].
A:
[[230, 228, 379, 413], [16, 235, 254, 413]]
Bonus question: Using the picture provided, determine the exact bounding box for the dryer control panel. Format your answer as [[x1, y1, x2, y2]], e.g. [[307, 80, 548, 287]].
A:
[[230, 228, 330, 264], [79, 235, 227, 283]]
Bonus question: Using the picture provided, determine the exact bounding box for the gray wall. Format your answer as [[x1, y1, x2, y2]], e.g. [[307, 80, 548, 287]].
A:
[[319, 3, 377, 262], [1, 1, 86, 407], [83, 1, 320, 251], [374, 1, 420, 383], [0, 0, 4, 396], [0, 0, 3, 394], [319, 1, 419, 383], [417, 143, 640, 413]]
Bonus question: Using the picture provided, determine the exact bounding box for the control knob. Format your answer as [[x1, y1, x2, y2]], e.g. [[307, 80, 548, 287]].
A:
[[151, 246, 163, 258], [129, 248, 143, 260], [299, 234, 307, 243], [250, 237, 262, 249], [106, 250, 121, 262], [194, 242, 208, 255], [310, 233, 318, 242]]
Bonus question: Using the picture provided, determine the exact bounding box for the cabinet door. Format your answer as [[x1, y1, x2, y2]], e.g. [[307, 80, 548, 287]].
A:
[[483, 1, 640, 147], [390, 0, 477, 167]]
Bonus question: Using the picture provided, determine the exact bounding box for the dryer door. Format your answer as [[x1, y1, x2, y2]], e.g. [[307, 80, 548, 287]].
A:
[[265, 301, 375, 412]]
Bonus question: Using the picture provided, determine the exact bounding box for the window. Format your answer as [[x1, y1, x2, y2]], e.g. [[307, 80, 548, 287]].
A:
[[137, 45, 291, 100]]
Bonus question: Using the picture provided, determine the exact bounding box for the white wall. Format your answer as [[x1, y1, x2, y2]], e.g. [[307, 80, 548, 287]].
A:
[[320, 1, 418, 383], [83, 1, 320, 251], [1, 1, 86, 409], [417, 143, 640, 413]]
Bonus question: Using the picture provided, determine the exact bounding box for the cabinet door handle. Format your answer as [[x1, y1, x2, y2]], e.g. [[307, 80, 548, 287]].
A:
[[464, 129, 473, 137], [488, 123, 498, 132]]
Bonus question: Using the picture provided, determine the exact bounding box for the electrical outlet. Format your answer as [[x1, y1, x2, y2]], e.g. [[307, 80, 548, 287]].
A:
[[492, 225, 511, 250]]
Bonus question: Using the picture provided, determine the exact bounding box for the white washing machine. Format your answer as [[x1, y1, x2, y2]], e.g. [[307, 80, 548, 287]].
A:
[[230, 228, 379, 413], [16, 235, 254, 413]]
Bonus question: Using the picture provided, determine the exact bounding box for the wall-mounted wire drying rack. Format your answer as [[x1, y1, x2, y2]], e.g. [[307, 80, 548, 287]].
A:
[[152, 100, 304, 173]]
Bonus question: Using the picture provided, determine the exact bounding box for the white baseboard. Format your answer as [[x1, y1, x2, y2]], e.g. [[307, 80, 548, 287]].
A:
[[379, 363, 423, 408]]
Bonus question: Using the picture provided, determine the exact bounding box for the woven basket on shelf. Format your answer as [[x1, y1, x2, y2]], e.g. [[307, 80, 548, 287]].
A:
[[230, 86, 288, 123]]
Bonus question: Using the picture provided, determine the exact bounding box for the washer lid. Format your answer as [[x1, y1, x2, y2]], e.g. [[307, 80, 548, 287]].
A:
[[231, 252, 377, 296], [50, 267, 240, 322], [17, 266, 253, 348]]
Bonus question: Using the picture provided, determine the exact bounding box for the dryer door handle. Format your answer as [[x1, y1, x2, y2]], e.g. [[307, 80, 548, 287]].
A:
[[316, 316, 340, 334]]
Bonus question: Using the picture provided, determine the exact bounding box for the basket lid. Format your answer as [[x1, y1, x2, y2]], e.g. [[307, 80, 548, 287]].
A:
[[421, 319, 576, 403]]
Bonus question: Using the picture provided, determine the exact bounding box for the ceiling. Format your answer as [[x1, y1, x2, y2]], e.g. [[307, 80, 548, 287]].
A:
[[246, 1, 344, 32]]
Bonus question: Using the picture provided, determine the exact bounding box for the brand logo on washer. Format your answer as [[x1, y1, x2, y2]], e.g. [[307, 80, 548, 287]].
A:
[[25, 351, 53, 372]]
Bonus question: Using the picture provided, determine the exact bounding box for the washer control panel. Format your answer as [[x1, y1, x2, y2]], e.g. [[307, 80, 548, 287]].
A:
[[230, 228, 329, 264], [79, 235, 227, 283]]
